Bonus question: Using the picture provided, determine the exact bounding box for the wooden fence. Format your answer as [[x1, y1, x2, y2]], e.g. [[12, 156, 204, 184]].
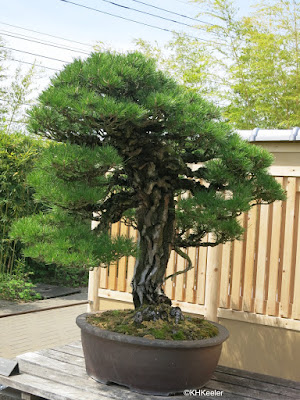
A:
[[88, 167, 300, 332]]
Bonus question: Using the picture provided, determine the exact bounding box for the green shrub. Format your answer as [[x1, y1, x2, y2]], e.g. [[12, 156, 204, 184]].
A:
[[0, 131, 89, 288], [0, 130, 44, 274], [0, 271, 41, 302]]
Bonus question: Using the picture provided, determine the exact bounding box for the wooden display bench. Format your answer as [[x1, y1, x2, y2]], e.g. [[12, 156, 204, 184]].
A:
[[0, 341, 299, 400]]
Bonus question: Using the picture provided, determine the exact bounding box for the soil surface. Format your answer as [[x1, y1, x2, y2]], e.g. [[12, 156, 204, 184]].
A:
[[87, 305, 218, 341]]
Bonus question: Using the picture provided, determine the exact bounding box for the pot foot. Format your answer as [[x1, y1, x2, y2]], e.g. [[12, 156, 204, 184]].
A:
[[128, 386, 175, 396], [89, 375, 109, 385]]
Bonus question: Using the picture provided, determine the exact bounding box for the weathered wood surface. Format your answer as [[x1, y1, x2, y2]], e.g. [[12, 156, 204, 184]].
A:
[[0, 341, 299, 400], [0, 357, 18, 376]]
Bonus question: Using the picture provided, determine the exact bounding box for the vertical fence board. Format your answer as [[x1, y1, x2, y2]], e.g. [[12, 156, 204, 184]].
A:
[[219, 242, 231, 308], [185, 247, 197, 303], [196, 238, 208, 305], [292, 192, 300, 320], [125, 256, 135, 293], [126, 227, 137, 293], [243, 208, 258, 312], [231, 240, 244, 311], [91, 215, 108, 290], [280, 177, 296, 318], [88, 267, 100, 312], [174, 252, 184, 302], [99, 266, 108, 289], [164, 250, 176, 299], [230, 215, 245, 311], [116, 223, 128, 292], [108, 222, 119, 290], [267, 178, 284, 316], [204, 237, 222, 322], [255, 205, 270, 314]]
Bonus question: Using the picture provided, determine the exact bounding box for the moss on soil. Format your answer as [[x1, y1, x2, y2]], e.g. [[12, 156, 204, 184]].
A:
[[87, 306, 218, 341]]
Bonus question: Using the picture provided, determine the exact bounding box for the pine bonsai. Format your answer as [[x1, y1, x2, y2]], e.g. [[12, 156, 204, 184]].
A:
[[11, 51, 285, 312]]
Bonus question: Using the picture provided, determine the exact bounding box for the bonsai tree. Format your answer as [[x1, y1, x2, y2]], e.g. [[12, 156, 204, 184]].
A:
[[11, 51, 285, 311]]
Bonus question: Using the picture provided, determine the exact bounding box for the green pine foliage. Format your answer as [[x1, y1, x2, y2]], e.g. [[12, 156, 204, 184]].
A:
[[10, 139, 137, 269], [10, 51, 285, 287], [11, 208, 136, 268], [27, 142, 122, 209]]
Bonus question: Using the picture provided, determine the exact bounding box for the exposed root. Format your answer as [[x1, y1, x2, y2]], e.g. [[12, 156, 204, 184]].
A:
[[134, 304, 184, 325]]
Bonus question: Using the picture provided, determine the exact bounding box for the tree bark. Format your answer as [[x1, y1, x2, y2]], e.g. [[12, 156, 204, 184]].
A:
[[131, 189, 175, 308]]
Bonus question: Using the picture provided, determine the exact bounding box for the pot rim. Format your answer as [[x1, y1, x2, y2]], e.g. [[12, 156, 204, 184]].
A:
[[76, 312, 229, 349]]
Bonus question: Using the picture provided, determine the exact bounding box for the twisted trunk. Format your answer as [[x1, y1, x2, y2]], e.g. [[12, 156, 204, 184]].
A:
[[131, 190, 175, 308]]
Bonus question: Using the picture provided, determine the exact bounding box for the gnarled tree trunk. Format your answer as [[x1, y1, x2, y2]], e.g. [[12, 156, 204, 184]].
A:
[[131, 189, 175, 308]]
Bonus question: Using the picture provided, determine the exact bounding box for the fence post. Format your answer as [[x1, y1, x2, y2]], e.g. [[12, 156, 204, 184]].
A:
[[87, 267, 100, 312], [204, 236, 223, 322]]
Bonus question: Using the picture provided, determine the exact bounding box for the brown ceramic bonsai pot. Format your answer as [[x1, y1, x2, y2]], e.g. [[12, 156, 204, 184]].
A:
[[76, 312, 229, 396]]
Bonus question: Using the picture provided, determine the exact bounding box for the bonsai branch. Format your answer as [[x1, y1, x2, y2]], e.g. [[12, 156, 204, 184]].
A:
[[164, 246, 193, 281], [93, 191, 138, 231], [175, 235, 226, 248]]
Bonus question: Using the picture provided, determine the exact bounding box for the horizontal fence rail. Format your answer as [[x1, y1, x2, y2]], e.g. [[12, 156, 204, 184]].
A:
[[89, 173, 300, 331]]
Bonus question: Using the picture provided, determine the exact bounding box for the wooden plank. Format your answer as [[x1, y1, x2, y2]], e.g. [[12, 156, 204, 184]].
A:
[[255, 204, 270, 314], [170, 301, 205, 315], [88, 267, 101, 312], [267, 180, 284, 316], [125, 227, 137, 293], [99, 265, 108, 289], [185, 247, 197, 303], [196, 239, 208, 305], [21, 393, 42, 400], [17, 352, 86, 379], [203, 390, 253, 400], [1, 372, 224, 399], [212, 371, 300, 398], [164, 249, 176, 299], [268, 166, 300, 177], [49, 344, 84, 358], [216, 365, 300, 390], [230, 216, 245, 311], [280, 177, 297, 318], [243, 208, 258, 312], [108, 223, 119, 290], [98, 288, 133, 303], [38, 349, 85, 367], [16, 355, 113, 398], [218, 308, 300, 331], [206, 377, 288, 400], [3, 340, 300, 400], [174, 252, 184, 302], [98, 288, 205, 315], [1, 363, 298, 400], [0, 357, 18, 376], [88, 268, 95, 312], [67, 341, 82, 349], [16, 353, 169, 400], [204, 236, 222, 322], [292, 192, 300, 319], [0, 373, 113, 400], [116, 223, 128, 292], [219, 242, 231, 309]]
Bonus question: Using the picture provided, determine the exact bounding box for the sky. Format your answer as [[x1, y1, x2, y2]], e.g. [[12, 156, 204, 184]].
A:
[[0, 0, 254, 93]]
